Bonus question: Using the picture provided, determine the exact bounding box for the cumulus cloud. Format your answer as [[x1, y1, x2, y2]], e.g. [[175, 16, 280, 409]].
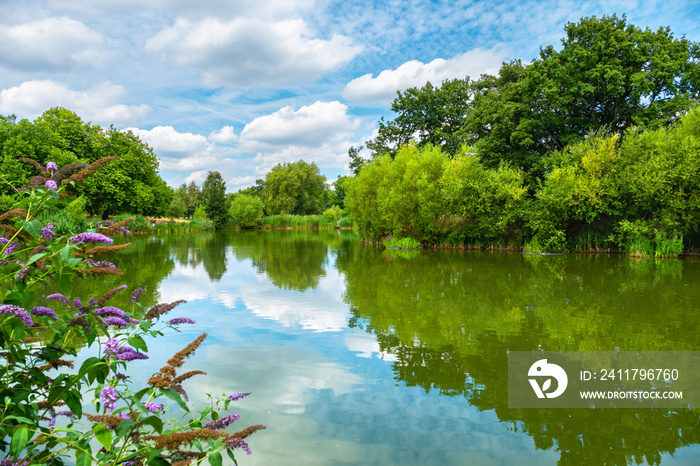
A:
[[208, 125, 237, 144], [146, 17, 362, 87], [228, 175, 258, 191], [0, 80, 149, 125], [126, 125, 210, 159], [343, 47, 507, 105], [0, 17, 104, 71]]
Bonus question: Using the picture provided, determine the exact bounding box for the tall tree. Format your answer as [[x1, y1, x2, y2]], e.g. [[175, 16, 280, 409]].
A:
[[262, 160, 326, 215], [202, 171, 227, 227], [367, 78, 472, 158]]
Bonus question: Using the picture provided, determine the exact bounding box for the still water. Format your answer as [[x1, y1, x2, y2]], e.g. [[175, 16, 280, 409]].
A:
[[73, 230, 700, 465]]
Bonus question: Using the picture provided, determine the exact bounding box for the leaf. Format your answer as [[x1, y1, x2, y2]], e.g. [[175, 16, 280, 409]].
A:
[[76, 451, 92, 466], [208, 452, 223, 466], [142, 415, 164, 434], [21, 220, 43, 239], [63, 389, 83, 418], [127, 335, 148, 352], [161, 387, 189, 412], [59, 245, 72, 263], [26, 252, 48, 266], [93, 425, 112, 451], [10, 426, 29, 456]]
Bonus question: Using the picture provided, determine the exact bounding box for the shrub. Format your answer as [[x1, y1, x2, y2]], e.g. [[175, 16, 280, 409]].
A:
[[323, 206, 344, 223], [229, 194, 264, 228], [339, 216, 354, 228], [193, 205, 207, 219], [66, 195, 88, 223], [0, 159, 264, 464], [384, 236, 421, 249]]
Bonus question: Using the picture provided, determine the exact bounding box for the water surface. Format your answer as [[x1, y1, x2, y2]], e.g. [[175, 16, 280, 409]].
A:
[[73, 230, 700, 465]]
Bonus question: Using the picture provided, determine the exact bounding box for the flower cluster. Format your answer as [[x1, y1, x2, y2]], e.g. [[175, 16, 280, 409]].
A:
[[101, 387, 118, 412], [70, 232, 114, 245]]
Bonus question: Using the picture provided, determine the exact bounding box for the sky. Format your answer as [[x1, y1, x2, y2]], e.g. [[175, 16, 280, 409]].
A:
[[1, 0, 699, 193]]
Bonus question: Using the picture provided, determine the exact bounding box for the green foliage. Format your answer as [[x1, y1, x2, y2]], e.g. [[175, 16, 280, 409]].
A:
[[66, 195, 88, 223], [193, 205, 207, 219], [367, 78, 472, 157], [0, 161, 262, 464], [229, 194, 264, 229], [202, 171, 227, 228], [384, 236, 421, 249], [262, 160, 326, 215], [323, 205, 345, 223], [339, 216, 354, 228]]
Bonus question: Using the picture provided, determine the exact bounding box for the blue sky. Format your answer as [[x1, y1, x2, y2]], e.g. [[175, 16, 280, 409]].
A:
[[1, 0, 699, 192]]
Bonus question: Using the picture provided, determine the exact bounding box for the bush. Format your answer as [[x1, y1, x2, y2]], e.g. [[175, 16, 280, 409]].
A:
[[339, 216, 354, 227], [66, 195, 88, 223], [193, 205, 207, 219], [323, 205, 344, 223], [384, 236, 421, 249], [229, 194, 264, 228], [0, 159, 264, 464]]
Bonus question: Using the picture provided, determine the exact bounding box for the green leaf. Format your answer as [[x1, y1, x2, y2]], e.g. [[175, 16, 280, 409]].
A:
[[26, 252, 48, 266], [142, 415, 164, 434], [10, 426, 29, 456], [115, 419, 135, 439], [59, 245, 72, 263], [226, 449, 238, 464], [56, 273, 72, 295], [161, 388, 189, 412], [76, 451, 92, 466], [22, 219, 43, 239], [63, 389, 82, 418], [208, 452, 223, 466], [127, 335, 148, 352], [93, 425, 112, 451]]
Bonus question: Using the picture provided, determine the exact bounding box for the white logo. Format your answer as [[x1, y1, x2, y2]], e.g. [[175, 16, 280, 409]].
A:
[[528, 359, 568, 398]]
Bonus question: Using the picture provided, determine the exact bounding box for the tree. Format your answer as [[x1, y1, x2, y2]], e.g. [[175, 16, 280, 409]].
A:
[[168, 185, 188, 219], [202, 171, 227, 227], [466, 15, 700, 179], [229, 194, 264, 228], [366, 78, 472, 158], [262, 160, 326, 215]]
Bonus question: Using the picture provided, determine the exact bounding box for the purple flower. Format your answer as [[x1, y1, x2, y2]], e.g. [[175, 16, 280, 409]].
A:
[[95, 307, 126, 319], [119, 227, 130, 234], [46, 161, 58, 173], [0, 456, 29, 466], [0, 238, 20, 256], [129, 288, 143, 304], [0, 305, 33, 326], [115, 346, 148, 361], [142, 402, 164, 413], [49, 410, 76, 427], [73, 298, 83, 308], [88, 298, 98, 307], [226, 437, 252, 455], [31, 306, 58, 320], [85, 259, 116, 268], [104, 338, 120, 357], [229, 392, 251, 402], [47, 293, 71, 306], [103, 317, 130, 327], [41, 227, 55, 241], [126, 317, 140, 324], [204, 413, 240, 430], [44, 180, 58, 190], [47, 222, 56, 230], [69, 233, 114, 245], [101, 387, 118, 412], [16, 267, 29, 281], [168, 317, 196, 325]]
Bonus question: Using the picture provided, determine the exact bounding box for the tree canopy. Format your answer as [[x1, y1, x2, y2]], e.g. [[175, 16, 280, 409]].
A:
[[261, 160, 327, 215]]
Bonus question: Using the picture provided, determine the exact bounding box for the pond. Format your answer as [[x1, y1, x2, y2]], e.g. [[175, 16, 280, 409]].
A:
[[72, 230, 700, 465]]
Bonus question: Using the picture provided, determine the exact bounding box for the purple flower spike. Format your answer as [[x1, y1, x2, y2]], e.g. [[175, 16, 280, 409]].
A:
[[103, 317, 130, 327], [116, 348, 148, 361], [129, 288, 143, 304], [104, 338, 120, 358], [69, 233, 114, 245], [0, 456, 30, 466], [46, 161, 58, 173], [168, 317, 196, 325], [142, 402, 164, 413], [0, 238, 20, 256], [44, 180, 58, 190], [85, 259, 116, 268], [101, 387, 118, 412], [205, 413, 240, 430], [41, 227, 55, 241], [229, 392, 251, 402], [0, 305, 33, 326], [31, 306, 58, 320], [95, 307, 126, 319], [47, 293, 71, 306], [226, 437, 252, 455]]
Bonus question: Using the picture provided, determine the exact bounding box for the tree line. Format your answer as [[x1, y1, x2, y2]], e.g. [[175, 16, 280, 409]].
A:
[[343, 14, 700, 254]]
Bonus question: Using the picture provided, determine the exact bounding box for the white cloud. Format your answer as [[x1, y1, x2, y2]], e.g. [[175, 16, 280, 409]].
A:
[[0, 80, 149, 125], [146, 17, 362, 87], [208, 125, 237, 144], [240, 101, 360, 150], [126, 125, 209, 159], [343, 47, 507, 105], [185, 170, 208, 185], [0, 17, 104, 71], [228, 175, 257, 191]]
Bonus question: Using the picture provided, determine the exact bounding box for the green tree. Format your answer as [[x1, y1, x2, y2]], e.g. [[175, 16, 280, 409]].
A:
[[366, 78, 471, 158], [466, 15, 700, 179], [202, 171, 227, 227], [168, 185, 188, 219], [229, 194, 264, 228], [262, 160, 326, 215]]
